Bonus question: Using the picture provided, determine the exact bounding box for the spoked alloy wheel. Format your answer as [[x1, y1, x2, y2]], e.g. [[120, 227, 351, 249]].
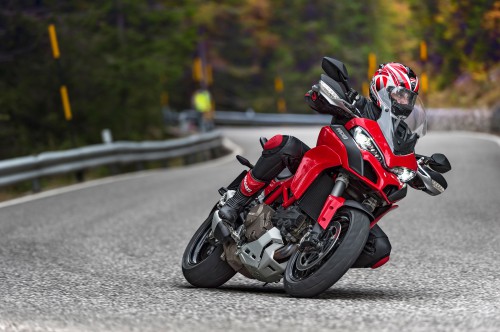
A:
[[284, 208, 370, 298], [182, 206, 236, 288]]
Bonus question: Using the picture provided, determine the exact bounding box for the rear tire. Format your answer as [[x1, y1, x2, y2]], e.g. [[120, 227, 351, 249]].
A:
[[284, 208, 370, 298], [182, 206, 236, 288]]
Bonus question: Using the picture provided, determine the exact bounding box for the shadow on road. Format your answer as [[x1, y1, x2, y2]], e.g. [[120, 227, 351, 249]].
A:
[[175, 282, 286, 296], [174, 282, 423, 301], [317, 287, 410, 301]]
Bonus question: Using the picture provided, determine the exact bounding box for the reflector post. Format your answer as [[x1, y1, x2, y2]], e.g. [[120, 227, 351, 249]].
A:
[[368, 52, 377, 79], [274, 77, 284, 93], [420, 72, 428, 93], [420, 41, 428, 62], [60, 85, 72, 121], [48, 24, 60, 59]]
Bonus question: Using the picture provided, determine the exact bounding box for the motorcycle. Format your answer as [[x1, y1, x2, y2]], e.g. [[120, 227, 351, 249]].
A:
[[182, 57, 451, 298]]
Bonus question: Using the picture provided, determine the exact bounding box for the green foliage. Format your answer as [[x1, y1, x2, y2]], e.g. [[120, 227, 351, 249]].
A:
[[409, 0, 500, 86], [0, 1, 198, 158], [0, 0, 498, 159]]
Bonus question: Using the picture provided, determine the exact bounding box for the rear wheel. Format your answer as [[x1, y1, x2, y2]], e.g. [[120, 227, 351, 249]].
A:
[[284, 208, 370, 298], [182, 206, 236, 288]]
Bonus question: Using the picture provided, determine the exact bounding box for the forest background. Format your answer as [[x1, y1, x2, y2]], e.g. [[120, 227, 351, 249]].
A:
[[0, 0, 499, 159]]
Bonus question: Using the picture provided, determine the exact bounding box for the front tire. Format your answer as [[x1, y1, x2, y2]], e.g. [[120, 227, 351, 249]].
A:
[[182, 206, 236, 288], [284, 208, 370, 298]]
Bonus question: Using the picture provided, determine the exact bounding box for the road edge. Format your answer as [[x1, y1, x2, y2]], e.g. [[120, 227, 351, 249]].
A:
[[0, 131, 496, 209]]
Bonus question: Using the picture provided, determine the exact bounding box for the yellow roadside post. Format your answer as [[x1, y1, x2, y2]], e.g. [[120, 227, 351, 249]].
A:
[[49, 24, 82, 182], [60, 85, 72, 121], [275, 76, 286, 113], [192, 55, 215, 130], [192, 57, 203, 83], [48, 24, 60, 59], [363, 52, 377, 97], [420, 41, 428, 63], [420, 40, 429, 96], [362, 82, 370, 98], [420, 72, 429, 94], [368, 52, 377, 78], [48, 24, 73, 122]]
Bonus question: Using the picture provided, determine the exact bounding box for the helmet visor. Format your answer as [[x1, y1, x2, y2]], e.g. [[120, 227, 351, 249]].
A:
[[389, 86, 418, 118]]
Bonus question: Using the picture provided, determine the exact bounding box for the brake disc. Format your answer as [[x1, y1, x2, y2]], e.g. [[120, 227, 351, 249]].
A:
[[295, 220, 342, 271]]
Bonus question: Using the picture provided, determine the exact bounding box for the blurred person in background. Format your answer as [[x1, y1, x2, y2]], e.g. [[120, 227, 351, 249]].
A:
[[192, 88, 214, 132]]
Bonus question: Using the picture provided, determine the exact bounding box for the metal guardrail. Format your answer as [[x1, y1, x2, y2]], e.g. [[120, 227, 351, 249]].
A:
[[3, 108, 496, 191], [214, 110, 332, 126], [0, 131, 224, 188], [212, 109, 496, 132]]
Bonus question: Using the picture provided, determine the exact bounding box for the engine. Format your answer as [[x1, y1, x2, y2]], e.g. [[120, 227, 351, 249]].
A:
[[223, 203, 308, 283], [272, 206, 310, 243]]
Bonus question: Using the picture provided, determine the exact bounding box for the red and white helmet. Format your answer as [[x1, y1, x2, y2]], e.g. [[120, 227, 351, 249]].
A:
[[369, 62, 419, 108]]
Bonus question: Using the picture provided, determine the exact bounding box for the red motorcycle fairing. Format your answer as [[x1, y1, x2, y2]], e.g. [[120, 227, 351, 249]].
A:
[[264, 120, 414, 230], [315, 125, 404, 202], [287, 145, 342, 207], [344, 118, 417, 170]]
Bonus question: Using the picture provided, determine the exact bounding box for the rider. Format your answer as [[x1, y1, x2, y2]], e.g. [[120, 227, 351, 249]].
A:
[[216, 62, 420, 268]]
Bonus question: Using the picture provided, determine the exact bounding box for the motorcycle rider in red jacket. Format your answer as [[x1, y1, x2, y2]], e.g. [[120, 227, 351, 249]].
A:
[[216, 62, 420, 268]]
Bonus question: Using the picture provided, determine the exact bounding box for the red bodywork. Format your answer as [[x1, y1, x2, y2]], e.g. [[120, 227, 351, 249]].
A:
[[264, 118, 416, 229]]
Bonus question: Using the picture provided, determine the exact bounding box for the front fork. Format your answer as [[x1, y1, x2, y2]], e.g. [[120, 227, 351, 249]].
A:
[[317, 173, 349, 229], [299, 173, 349, 249]]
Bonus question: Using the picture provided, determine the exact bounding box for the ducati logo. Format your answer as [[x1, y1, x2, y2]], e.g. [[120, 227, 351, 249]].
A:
[[243, 177, 252, 193], [335, 127, 348, 140]]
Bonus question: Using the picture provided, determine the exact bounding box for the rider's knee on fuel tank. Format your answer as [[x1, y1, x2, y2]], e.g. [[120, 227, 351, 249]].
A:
[[252, 135, 310, 182], [352, 224, 392, 268]]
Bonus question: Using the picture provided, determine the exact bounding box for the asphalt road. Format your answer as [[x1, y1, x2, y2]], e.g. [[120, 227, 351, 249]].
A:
[[0, 127, 499, 332]]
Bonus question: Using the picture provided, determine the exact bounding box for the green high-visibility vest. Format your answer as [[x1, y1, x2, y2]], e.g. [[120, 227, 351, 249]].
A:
[[194, 91, 211, 113]]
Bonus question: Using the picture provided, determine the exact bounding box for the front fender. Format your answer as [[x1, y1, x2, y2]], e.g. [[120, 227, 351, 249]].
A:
[[342, 200, 374, 221], [317, 197, 374, 229]]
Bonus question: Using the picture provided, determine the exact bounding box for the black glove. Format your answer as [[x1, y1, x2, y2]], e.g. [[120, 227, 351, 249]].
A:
[[304, 84, 334, 114]]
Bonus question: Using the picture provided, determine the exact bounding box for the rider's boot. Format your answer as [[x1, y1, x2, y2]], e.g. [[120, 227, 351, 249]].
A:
[[214, 171, 266, 243]]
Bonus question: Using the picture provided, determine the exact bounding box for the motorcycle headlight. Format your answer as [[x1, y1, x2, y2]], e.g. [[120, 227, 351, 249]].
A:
[[390, 167, 417, 183], [351, 126, 384, 164]]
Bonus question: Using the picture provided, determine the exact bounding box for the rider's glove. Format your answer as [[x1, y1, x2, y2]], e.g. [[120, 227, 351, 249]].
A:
[[305, 84, 333, 114], [346, 88, 359, 104]]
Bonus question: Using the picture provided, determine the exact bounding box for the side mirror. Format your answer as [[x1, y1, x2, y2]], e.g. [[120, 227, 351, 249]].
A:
[[322, 57, 349, 81], [321, 57, 351, 93], [429, 153, 452, 173]]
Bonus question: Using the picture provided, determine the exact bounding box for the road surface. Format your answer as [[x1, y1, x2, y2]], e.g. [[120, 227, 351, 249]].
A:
[[0, 127, 499, 331]]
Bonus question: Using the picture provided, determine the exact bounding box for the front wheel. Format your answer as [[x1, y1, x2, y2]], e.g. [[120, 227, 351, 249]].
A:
[[182, 206, 236, 288], [284, 208, 370, 298]]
